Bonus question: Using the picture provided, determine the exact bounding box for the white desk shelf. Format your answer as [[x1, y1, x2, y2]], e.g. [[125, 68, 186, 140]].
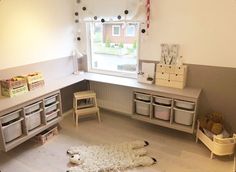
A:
[[0, 72, 201, 151]]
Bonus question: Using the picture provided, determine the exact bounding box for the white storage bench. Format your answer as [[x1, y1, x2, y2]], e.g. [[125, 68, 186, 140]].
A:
[[0, 91, 62, 152], [132, 88, 200, 134]]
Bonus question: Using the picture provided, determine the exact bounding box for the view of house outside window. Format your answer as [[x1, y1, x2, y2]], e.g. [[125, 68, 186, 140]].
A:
[[89, 22, 139, 76]]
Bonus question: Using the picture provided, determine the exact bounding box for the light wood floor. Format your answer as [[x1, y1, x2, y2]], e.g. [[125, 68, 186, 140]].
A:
[[0, 110, 234, 172]]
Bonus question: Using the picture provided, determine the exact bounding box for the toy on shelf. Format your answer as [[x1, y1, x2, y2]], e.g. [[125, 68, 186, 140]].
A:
[[1, 76, 28, 97], [137, 62, 155, 84], [196, 113, 236, 159]]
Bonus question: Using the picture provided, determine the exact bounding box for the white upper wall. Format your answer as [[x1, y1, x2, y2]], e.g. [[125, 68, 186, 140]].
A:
[[140, 0, 236, 68], [1, 0, 236, 69], [0, 0, 74, 70]]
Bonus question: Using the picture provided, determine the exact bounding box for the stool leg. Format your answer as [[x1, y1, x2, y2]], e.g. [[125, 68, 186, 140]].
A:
[[75, 112, 79, 126], [97, 109, 101, 123], [210, 152, 214, 159], [94, 95, 101, 123]]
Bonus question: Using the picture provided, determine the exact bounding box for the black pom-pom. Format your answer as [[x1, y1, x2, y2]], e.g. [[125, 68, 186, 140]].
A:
[[117, 15, 122, 20], [71, 155, 74, 158], [141, 29, 146, 33], [101, 18, 105, 23], [124, 10, 129, 15], [94, 16, 98, 20], [77, 37, 81, 41], [75, 12, 79, 16], [75, 19, 79, 23], [82, 6, 86, 11]]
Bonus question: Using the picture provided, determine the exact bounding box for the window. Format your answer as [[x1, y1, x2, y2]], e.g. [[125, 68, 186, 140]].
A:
[[112, 25, 121, 37], [87, 22, 139, 77], [126, 25, 136, 37]]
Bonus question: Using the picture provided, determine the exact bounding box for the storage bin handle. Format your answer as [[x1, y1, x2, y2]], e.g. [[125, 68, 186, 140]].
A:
[[26, 109, 43, 117], [0, 109, 22, 120]]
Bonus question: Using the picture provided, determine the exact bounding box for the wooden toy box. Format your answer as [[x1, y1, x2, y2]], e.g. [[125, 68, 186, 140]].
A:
[[196, 120, 236, 159], [35, 126, 58, 144], [1, 76, 28, 97], [25, 72, 44, 91]]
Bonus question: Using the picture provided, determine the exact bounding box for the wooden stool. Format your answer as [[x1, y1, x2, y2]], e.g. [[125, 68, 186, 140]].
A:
[[73, 90, 101, 126]]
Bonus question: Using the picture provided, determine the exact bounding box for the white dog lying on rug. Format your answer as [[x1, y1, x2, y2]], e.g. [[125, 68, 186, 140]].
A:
[[66, 140, 156, 172]]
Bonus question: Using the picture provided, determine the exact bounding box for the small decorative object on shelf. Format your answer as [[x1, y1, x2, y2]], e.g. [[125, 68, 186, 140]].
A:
[[156, 44, 187, 89], [25, 72, 45, 91], [137, 62, 155, 84], [1, 76, 28, 97]]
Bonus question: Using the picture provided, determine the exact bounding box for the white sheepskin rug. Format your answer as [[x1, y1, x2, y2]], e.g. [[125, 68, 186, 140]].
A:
[[66, 140, 156, 172]]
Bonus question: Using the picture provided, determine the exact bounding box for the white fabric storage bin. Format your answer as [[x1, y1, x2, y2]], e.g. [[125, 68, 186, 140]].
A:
[[2, 118, 23, 143], [25, 102, 41, 114], [45, 103, 58, 115], [26, 110, 42, 131], [44, 95, 57, 106], [174, 108, 194, 126], [135, 100, 150, 116], [154, 105, 171, 121], [135, 92, 151, 102], [175, 100, 195, 110], [1, 109, 21, 124], [154, 96, 172, 106]]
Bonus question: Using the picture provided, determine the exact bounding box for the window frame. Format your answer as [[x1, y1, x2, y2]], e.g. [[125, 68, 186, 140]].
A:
[[112, 25, 121, 37], [125, 25, 136, 37], [86, 22, 140, 78]]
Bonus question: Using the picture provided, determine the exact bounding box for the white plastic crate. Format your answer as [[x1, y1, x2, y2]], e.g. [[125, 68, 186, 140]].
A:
[[175, 100, 195, 110], [46, 110, 59, 122], [2, 118, 23, 143], [135, 92, 151, 102], [44, 95, 57, 106], [135, 100, 150, 116], [24, 102, 41, 114], [154, 105, 171, 121], [154, 96, 172, 106], [174, 108, 194, 126], [45, 103, 58, 115], [26, 110, 42, 131], [1, 109, 21, 124]]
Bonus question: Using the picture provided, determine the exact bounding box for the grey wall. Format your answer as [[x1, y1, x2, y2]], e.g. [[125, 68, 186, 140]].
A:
[[60, 81, 88, 112], [187, 64, 236, 131]]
